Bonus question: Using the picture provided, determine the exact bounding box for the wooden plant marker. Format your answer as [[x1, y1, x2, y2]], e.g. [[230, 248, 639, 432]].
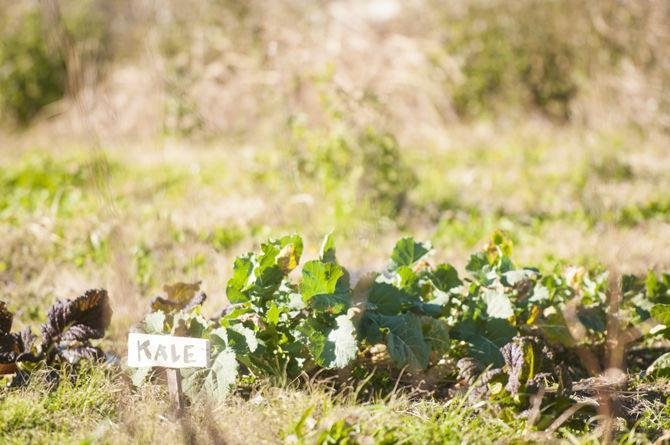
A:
[[128, 333, 210, 417]]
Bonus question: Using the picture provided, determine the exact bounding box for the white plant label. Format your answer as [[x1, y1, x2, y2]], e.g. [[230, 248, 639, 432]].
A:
[[127, 333, 210, 368]]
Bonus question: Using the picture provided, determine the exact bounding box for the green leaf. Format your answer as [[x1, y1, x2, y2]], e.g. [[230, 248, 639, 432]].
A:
[[430, 264, 461, 292], [651, 304, 670, 325], [466, 252, 489, 273], [482, 289, 514, 319], [227, 324, 258, 354], [647, 352, 670, 376], [301, 260, 344, 301], [395, 265, 419, 291], [204, 348, 238, 401], [367, 282, 414, 315], [416, 301, 444, 318], [143, 311, 166, 334], [646, 271, 660, 297], [320, 232, 336, 263], [304, 316, 358, 369], [384, 314, 430, 369], [454, 321, 503, 367], [537, 312, 575, 347], [421, 317, 450, 357], [266, 302, 281, 325], [188, 314, 211, 338], [389, 237, 432, 270], [468, 334, 504, 367], [501, 269, 536, 287], [226, 253, 254, 303], [209, 327, 229, 351], [310, 293, 351, 315], [418, 289, 451, 318], [529, 284, 549, 303], [358, 312, 385, 344], [484, 318, 516, 346]]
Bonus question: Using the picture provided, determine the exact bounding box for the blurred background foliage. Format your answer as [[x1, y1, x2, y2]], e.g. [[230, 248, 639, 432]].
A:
[[0, 0, 669, 316], [1, 0, 667, 130]]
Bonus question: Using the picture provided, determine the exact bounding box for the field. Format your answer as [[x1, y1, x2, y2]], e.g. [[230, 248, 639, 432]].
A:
[[2, 1, 670, 444]]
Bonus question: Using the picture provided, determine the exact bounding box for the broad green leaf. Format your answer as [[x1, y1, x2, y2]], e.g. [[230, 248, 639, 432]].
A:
[[647, 352, 670, 376], [227, 324, 258, 354], [646, 271, 660, 297], [204, 348, 238, 401], [454, 320, 504, 367], [418, 289, 451, 318], [430, 264, 461, 292], [421, 317, 450, 356], [310, 293, 351, 314], [482, 289, 514, 319], [255, 265, 284, 293], [367, 282, 413, 315], [188, 314, 211, 338], [209, 327, 229, 351], [393, 265, 422, 293], [266, 302, 281, 325], [226, 253, 254, 303], [320, 232, 336, 263], [389, 237, 432, 270], [301, 260, 344, 301], [651, 304, 670, 325], [502, 269, 536, 287], [416, 301, 444, 318], [143, 311, 166, 334], [469, 334, 504, 367], [358, 312, 385, 344], [322, 316, 357, 368], [309, 316, 358, 369], [485, 318, 517, 346], [537, 312, 575, 347], [529, 284, 550, 303], [466, 252, 489, 273], [384, 314, 430, 369]]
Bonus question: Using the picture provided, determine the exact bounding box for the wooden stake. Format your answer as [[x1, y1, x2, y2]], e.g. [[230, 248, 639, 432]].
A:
[[166, 368, 185, 417]]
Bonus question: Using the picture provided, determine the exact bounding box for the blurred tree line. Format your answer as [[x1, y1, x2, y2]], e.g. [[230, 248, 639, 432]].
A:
[[0, 0, 667, 129]]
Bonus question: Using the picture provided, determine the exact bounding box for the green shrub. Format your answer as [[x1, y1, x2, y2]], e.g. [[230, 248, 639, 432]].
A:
[[286, 117, 416, 218], [0, 10, 66, 125], [441, 0, 580, 120]]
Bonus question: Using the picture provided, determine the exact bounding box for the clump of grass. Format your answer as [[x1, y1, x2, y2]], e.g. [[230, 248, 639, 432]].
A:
[[0, 365, 120, 445]]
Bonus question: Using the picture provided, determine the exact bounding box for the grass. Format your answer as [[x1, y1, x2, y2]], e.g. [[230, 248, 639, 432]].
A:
[[2, 121, 670, 444], [0, 366, 541, 444], [4, 367, 670, 444]]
